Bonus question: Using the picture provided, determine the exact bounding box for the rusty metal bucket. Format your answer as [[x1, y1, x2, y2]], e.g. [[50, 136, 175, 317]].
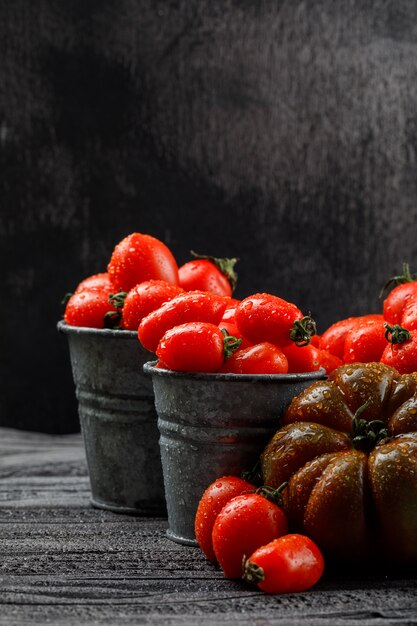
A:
[[58, 321, 166, 515], [144, 361, 325, 545]]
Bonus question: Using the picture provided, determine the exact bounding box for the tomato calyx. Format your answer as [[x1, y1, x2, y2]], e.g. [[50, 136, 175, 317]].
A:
[[351, 401, 389, 452], [221, 328, 242, 359], [256, 482, 288, 506], [289, 315, 317, 347], [190, 251, 239, 291], [384, 323, 411, 345], [242, 557, 265, 585], [104, 292, 127, 329], [380, 262, 417, 298]]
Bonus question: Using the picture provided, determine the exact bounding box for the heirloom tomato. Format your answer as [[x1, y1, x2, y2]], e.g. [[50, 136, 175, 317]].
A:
[[194, 475, 255, 562], [122, 280, 183, 331], [212, 492, 288, 578], [138, 291, 228, 353], [178, 253, 238, 297], [235, 294, 316, 348], [107, 232, 179, 292], [243, 534, 324, 594], [261, 362, 417, 563]]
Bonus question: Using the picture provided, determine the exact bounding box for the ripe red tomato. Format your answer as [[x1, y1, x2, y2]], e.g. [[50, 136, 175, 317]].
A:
[[122, 280, 184, 331], [178, 254, 238, 297], [281, 343, 320, 373], [382, 263, 417, 324], [243, 534, 324, 594], [381, 327, 417, 373], [343, 318, 387, 363], [74, 272, 115, 294], [320, 314, 383, 359], [107, 232, 179, 292], [400, 298, 417, 331], [194, 475, 255, 562], [212, 493, 288, 578], [138, 291, 228, 353], [235, 294, 316, 347], [221, 342, 288, 374], [64, 289, 117, 328], [318, 349, 343, 374], [156, 322, 235, 373]]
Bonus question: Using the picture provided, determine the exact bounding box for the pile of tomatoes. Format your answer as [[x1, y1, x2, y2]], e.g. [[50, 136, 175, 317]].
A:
[[194, 474, 324, 594]]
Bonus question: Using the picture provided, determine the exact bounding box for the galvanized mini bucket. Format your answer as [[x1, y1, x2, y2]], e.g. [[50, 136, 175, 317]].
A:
[[58, 321, 166, 515], [144, 361, 325, 545]]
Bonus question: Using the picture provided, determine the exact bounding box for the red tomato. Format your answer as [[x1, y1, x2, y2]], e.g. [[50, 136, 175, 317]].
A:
[[156, 322, 236, 373], [320, 314, 383, 359], [383, 264, 417, 324], [218, 320, 252, 350], [235, 294, 315, 347], [138, 291, 228, 353], [212, 493, 288, 578], [194, 475, 255, 562], [310, 334, 321, 348], [243, 534, 324, 594], [221, 342, 288, 374], [400, 298, 417, 331], [107, 232, 179, 292], [74, 272, 115, 294], [318, 349, 343, 374], [64, 289, 117, 329], [343, 318, 387, 363], [380, 328, 417, 373], [281, 343, 320, 373], [179, 254, 238, 297], [122, 280, 184, 331]]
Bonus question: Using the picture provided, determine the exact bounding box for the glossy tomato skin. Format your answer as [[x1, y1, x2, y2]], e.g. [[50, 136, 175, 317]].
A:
[[343, 318, 387, 363], [138, 291, 228, 353], [194, 476, 255, 562], [281, 343, 320, 373], [244, 534, 324, 594], [383, 282, 417, 325], [179, 260, 232, 296], [400, 298, 417, 331], [64, 289, 117, 328], [122, 280, 184, 331], [74, 272, 115, 294], [212, 493, 288, 578], [235, 294, 304, 347], [381, 330, 417, 374], [318, 349, 343, 374], [320, 314, 383, 359], [156, 322, 225, 372], [221, 342, 288, 374], [107, 233, 179, 292]]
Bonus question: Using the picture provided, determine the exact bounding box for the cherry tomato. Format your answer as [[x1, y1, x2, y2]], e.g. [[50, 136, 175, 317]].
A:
[[235, 294, 316, 348], [212, 492, 288, 578], [218, 320, 252, 350], [318, 349, 343, 374], [138, 291, 228, 353], [122, 280, 184, 331], [400, 298, 417, 331], [74, 272, 115, 294], [381, 328, 417, 373], [320, 314, 383, 359], [107, 232, 179, 292], [64, 289, 117, 329], [243, 534, 324, 594], [179, 254, 238, 297], [156, 322, 233, 372], [343, 318, 387, 363], [382, 263, 417, 325], [281, 343, 320, 373], [194, 475, 255, 562], [221, 342, 288, 374], [310, 334, 321, 348]]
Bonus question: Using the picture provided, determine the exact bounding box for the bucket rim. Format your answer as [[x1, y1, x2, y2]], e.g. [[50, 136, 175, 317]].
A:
[[143, 360, 326, 383], [57, 319, 137, 339]]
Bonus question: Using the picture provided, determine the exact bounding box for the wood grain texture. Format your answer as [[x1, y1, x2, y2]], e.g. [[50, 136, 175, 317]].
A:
[[1, 1, 417, 431], [1, 428, 417, 625]]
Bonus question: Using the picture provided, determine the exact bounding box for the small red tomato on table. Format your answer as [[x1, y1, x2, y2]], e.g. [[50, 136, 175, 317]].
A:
[[178, 252, 238, 297]]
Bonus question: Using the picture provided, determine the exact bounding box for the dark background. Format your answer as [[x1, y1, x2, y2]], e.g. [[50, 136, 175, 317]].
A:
[[2, 0, 417, 433]]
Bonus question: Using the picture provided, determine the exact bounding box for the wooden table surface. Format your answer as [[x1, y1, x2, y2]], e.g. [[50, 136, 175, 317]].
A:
[[1, 427, 417, 626]]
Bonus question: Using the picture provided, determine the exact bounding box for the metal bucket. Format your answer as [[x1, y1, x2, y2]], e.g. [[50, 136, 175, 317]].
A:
[[144, 361, 325, 545], [58, 321, 166, 515]]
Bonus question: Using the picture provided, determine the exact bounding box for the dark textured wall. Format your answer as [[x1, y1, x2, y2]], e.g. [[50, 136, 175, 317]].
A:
[[2, 1, 417, 432]]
